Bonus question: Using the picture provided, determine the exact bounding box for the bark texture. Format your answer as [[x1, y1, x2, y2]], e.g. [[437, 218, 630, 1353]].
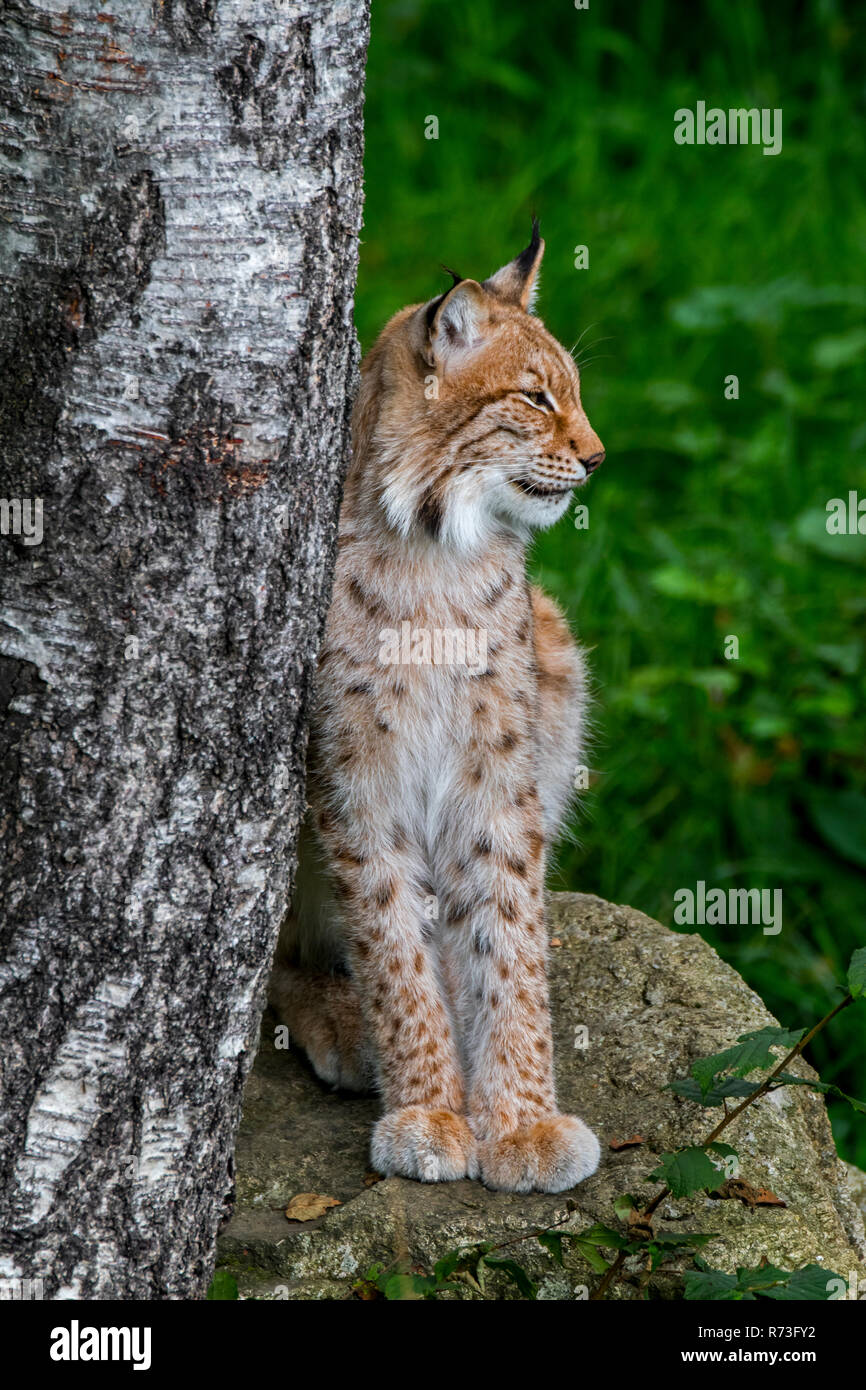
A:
[[0, 0, 369, 1298]]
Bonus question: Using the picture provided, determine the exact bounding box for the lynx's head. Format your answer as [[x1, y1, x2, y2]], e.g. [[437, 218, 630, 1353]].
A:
[[350, 221, 605, 551]]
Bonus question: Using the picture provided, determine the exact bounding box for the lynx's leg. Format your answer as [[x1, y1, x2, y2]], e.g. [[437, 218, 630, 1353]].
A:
[[441, 806, 599, 1192], [440, 637, 599, 1192], [268, 955, 376, 1092], [310, 801, 477, 1182]]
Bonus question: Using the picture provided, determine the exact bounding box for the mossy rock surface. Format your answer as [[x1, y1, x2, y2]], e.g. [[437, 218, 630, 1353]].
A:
[[218, 893, 866, 1299]]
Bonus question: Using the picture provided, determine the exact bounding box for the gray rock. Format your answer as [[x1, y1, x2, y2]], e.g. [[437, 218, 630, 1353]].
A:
[[218, 894, 866, 1299]]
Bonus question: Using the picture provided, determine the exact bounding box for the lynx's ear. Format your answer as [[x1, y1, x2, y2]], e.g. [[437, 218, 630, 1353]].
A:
[[423, 279, 494, 369], [483, 218, 545, 311]]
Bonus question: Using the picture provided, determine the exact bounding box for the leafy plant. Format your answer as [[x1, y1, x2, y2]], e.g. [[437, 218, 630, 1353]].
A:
[[206, 1270, 239, 1300], [683, 1260, 840, 1302], [588, 947, 865, 1299], [352, 1244, 538, 1300]]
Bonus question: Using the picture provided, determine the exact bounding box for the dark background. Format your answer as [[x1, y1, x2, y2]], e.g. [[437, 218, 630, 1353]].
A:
[[355, 0, 866, 1163]]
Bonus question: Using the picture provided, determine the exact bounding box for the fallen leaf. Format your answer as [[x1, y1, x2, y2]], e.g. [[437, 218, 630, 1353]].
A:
[[550, 937, 562, 948], [608, 1134, 646, 1151], [626, 1206, 655, 1241], [285, 1193, 342, 1222], [709, 1178, 786, 1209]]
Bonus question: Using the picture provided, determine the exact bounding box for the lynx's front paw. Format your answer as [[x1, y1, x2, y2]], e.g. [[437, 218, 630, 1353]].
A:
[[371, 1106, 479, 1183], [476, 1114, 600, 1193]]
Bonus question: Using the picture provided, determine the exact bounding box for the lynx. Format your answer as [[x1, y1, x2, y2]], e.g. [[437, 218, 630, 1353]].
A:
[[270, 223, 605, 1193]]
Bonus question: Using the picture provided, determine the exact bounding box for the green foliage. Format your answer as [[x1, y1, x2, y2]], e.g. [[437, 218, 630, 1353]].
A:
[[684, 1260, 841, 1302], [597, 963, 865, 1298], [848, 946, 866, 998], [535, 1231, 564, 1266], [646, 1144, 736, 1198], [205, 1270, 238, 1300], [669, 954, 866, 1117], [569, 1220, 716, 1271], [360, 0, 866, 1165], [690, 1027, 805, 1098], [357, 1244, 539, 1300], [361, 1219, 719, 1301], [773, 1072, 866, 1115], [481, 1257, 537, 1299], [668, 1076, 760, 1106]]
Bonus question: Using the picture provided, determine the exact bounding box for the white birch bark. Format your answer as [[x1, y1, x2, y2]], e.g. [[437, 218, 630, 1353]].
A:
[[0, 0, 369, 1298]]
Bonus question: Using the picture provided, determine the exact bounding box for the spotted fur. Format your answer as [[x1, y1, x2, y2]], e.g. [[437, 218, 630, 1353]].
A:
[[270, 225, 604, 1192]]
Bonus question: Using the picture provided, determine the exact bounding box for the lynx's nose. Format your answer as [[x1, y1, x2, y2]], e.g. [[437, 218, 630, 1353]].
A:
[[569, 425, 604, 476], [581, 450, 605, 475]]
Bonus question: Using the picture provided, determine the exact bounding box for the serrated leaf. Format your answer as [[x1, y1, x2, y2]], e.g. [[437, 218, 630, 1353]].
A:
[[715, 1260, 841, 1303], [774, 1072, 866, 1115], [647, 1147, 721, 1197], [707, 1141, 738, 1159], [437, 1241, 492, 1289], [571, 1222, 631, 1250], [481, 1256, 537, 1299], [760, 1265, 841, 1301], [572, 1240, 610, 1274], [735, 1262, 791, 1289], [668, 1076, 760, 1106], [536, 1231, 564, 1266], [432, 1249, 463, 1282], [848, 946, 866, 999], [684, 1268, 750, 1301], [691, 1026, 805, 1097]]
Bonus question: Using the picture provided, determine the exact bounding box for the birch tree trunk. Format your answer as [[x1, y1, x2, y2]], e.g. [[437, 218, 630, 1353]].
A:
[[0, 0, 369, 1299]]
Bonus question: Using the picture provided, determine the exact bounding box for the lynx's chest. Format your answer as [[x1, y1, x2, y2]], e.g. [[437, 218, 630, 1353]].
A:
[[314, 536, 539, 785]]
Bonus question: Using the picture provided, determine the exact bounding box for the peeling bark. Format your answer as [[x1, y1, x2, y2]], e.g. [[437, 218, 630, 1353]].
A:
[[0, 0, 369, 1298]]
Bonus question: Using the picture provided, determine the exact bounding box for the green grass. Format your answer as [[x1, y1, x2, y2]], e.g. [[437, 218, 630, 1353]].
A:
[[357, 0, 866, 1164]]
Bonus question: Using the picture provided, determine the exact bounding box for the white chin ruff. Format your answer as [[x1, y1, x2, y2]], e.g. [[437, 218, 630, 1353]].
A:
[[506, 486, 574, 531]]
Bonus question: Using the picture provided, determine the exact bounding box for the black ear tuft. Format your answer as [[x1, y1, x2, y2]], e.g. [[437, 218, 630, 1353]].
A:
[[513, 217, 541, 279], [440, 264, 464, 287], [482, 217, 545, 310], [424, 266, 466, 330]]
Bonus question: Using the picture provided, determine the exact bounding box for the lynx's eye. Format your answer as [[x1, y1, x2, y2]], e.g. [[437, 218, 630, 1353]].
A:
[[521, 389, 554, 412]]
